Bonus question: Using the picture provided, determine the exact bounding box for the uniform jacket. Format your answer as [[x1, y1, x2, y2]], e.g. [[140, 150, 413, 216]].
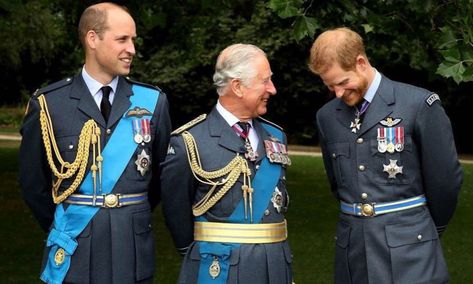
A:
[[316, 75, 463, 284], [160, 107, 292, 284], [19, 73, 171, 283]]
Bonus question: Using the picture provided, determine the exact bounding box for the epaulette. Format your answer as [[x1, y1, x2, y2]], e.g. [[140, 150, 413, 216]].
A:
[[171, 114, 207, 135], [33, 77, 74, 98], [125, 77, 162, 92], [425, 92, 441, 106], [257, 116, 283, 130]]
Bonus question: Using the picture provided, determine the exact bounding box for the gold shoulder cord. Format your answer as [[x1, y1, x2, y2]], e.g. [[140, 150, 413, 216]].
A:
[[38, 95, 102, 204], [182, 131, 255, 222]]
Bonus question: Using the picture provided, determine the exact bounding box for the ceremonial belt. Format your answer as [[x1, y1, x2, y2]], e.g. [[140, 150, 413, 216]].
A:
[[64, 192, 147, 208], [194, 220, 287, 244], [341, 194, 427, 217]]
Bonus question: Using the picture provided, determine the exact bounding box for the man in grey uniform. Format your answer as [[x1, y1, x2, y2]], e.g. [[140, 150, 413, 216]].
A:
[[161, 44, 293, 283], [309, 27, 463, 283], [19, 2, 171, 283]]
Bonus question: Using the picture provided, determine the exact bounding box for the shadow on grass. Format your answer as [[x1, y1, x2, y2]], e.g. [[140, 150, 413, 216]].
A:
[[1, 147, 472, 283]]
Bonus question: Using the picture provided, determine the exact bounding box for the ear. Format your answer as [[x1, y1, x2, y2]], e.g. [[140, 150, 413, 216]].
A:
[[85, 30, 98, 50], [230, 78, 244, 98], [355, 55, 368, 72]]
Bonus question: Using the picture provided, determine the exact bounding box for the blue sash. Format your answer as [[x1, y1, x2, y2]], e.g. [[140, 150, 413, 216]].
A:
[[197, 122, 284, 284], [40, 85, 160, 284]]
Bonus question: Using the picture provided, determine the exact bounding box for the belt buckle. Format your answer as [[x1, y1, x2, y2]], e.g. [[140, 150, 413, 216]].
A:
[[103, 194, 121, 208], [359, 203, 375, 217]]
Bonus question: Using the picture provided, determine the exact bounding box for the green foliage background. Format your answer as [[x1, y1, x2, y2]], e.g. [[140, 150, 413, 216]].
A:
[[1, 0, 472, 152]]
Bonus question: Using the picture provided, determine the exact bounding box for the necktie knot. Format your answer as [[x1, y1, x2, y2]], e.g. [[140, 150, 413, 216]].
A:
[[101, 86, 112, 99], [237, 122, 250, 138], [355, 99, 370, 117], [100, 86, 112, 123]]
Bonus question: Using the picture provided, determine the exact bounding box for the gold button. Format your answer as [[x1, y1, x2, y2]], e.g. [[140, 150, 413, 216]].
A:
[[361, 193, 368, 199], [358, 165, 365, 171], [106, 129, 112, 135], [356, 138, 364, 144], [417, 234, 423, 241]]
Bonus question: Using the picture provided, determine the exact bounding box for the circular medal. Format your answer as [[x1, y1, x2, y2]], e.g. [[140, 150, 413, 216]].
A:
[[134, 133, 143, 144], [143, 134, 151, 143], [386, 143, 395, 153], [378, 142, 387, 153], [395, 143, 404, 152]]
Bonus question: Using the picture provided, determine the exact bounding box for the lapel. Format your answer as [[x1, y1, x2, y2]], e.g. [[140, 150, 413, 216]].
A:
[[207, 108, 246, 154], [335, 99, 354, 131], [358, 76, 395, 136], [71, 74, 107, 128], [253, 119, 272, 164], [107, 77, 132, 127]]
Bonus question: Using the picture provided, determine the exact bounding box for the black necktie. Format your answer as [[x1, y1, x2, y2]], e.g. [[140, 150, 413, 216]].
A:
[[100, 86, 112, 123]]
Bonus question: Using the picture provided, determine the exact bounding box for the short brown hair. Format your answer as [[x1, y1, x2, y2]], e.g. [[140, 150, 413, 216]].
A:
[[309, 27, 366, 75], [77, 3, 130, 48]]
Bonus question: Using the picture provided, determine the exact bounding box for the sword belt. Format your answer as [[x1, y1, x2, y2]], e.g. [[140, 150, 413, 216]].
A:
[[64, 192, 147, 208], [194, 220, 287, 243], [341, 194, 427, 217]]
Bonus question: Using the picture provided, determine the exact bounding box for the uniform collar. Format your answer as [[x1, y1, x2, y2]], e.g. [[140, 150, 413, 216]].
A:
[[216, 100, 253, 127], [81, 67, 119, 97]]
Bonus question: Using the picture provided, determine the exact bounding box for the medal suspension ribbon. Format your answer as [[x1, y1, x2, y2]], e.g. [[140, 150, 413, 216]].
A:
[[38, 95, 102, 204]]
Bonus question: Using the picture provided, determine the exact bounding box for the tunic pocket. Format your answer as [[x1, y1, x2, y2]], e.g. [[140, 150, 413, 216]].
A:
[[326, 142, 351, 188], [133, 210, 155, 281], [386, 217, 448, 283], [334, 221, 352, 284]]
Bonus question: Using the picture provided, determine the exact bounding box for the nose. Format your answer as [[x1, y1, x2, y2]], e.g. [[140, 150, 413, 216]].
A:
[[333, 86, 345, 98], [127, 40, 136, 55], [266, 79, 277, 95]]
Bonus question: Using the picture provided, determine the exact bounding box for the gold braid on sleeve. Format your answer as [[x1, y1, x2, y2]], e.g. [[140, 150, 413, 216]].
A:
[[182, 131, 255, 221], [38, 95, 103, 204]]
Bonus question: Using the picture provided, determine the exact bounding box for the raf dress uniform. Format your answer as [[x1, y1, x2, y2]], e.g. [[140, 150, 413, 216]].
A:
[[161, 105, 293, 284], [19, 73, 171, 283], [316, 71, 463, 284]]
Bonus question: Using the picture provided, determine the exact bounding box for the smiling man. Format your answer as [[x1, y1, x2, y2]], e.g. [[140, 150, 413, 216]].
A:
[[161, 44, 293, 283], [19, 2, 171, 283], [310, 27, 463, 284]]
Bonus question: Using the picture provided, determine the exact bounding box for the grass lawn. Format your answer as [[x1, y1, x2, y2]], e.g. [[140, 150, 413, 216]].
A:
[[1, 146, 472, 283]]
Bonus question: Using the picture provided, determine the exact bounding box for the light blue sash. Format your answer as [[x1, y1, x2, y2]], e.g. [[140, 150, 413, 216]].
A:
[[197, 122, 284, 284], [40, 85, 160, 284]]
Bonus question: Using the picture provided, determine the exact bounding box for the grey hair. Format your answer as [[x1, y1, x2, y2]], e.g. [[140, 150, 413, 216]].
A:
[[213, 43, 266, 96]]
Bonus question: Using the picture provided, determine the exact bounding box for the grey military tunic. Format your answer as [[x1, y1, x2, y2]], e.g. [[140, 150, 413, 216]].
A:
[[19, 74, 171, 283], [161, 108, 292, 283], [316, 75, 463, 283]]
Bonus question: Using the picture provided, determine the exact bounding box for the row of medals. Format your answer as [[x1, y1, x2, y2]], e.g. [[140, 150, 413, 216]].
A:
[[133, 118, 151, 176]]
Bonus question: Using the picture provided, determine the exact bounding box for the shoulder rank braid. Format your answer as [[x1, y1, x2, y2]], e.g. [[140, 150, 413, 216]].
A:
[[171, 114, 207, 135], [182, 131, 256, 222], [38, 95, 103, 204]]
